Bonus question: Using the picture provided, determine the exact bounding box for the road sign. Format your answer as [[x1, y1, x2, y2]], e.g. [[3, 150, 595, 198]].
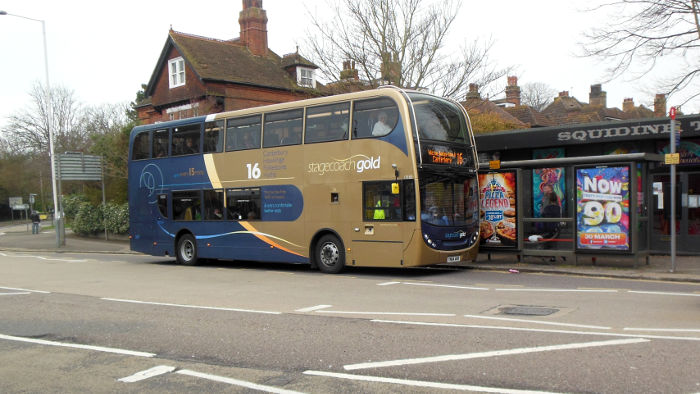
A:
[[12, 204, 29, 210], [669, 106, 676, 120], [9, 197, 22, 206]]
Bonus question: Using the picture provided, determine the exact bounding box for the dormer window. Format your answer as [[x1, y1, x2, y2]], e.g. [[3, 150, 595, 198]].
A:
[[168, 57, 185, 88], [297, 67, 315, 88]]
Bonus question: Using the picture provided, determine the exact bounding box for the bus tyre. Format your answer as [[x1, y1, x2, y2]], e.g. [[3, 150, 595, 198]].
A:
[[316, 234, 345, 274], [176, 234, 198, 266]]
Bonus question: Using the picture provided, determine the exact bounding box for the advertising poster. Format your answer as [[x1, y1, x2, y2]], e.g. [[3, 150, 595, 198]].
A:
[[479, 171, 517, 248], [533, 148, 565, 218], [576, 166, 630, 251]]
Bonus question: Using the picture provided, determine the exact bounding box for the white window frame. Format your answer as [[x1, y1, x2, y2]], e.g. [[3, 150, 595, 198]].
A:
[[168, 57, 186, 89], [297, 67, 315, 88]]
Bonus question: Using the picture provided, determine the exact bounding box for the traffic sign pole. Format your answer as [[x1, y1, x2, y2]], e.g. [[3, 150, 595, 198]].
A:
[[669, 107, 676, 272]]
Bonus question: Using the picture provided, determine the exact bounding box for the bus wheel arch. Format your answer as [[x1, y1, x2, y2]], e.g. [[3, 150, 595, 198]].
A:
[[175, 230, 198, 266], [310, 230, 346, 274]]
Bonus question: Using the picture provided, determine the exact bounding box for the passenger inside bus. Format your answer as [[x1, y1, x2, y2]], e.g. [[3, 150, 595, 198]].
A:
[[372, 112, 392, 136]]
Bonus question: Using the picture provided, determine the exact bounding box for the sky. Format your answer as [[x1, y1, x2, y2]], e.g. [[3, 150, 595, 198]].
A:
[[0, 0, 697, 131]]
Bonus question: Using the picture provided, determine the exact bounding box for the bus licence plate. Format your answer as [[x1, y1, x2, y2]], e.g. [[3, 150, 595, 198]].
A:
[[447, 255, 461, 263]]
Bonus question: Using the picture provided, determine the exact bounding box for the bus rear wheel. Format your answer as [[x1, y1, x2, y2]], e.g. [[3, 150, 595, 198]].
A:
[[176, 234, 198, 266], [316, 234, 345, 274]]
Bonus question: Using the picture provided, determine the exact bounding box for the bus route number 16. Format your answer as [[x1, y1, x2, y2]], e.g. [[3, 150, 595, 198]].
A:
[[246, 163, 261, 179]]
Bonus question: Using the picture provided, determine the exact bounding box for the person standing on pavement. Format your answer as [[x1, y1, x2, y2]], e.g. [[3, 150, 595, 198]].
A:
[[30, 211, 41, 235]]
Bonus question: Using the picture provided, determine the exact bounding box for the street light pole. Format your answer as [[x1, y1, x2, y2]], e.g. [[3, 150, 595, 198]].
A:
[[1, 10, 63, 247]]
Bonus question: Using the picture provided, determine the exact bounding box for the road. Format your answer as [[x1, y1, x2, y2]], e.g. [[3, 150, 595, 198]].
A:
[[1, 250, 699, 393]]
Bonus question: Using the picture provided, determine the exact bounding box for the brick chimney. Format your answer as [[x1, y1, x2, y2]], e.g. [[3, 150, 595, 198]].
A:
[[466, 83, 481, 100], [654, 93, 667, 118], [340, 60, 359, 81], [558, 91, 569, 98], [589, 84, 607, 107], [505, 76, 521, 106], [239, 0, 268, 56], [622, 98, 635, 112]]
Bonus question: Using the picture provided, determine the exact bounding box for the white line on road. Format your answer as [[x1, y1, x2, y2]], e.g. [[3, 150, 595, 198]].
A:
[[0, 292, 31, 296], [303, 370, 560, 394], [377, 281, 400, 286], [624, 328, 700, 333], [101, 297, 281, 315], [0, 333, 155, 357], [463, 315, 611, 330], [295, 305, 332, 312], [343, 338, 649, 370], [401, 282, 490, 291], [118, 365, 176, 382], [177, 369, 305, 394], [371, 319, 700, 342], [0, 286, 50, 294], [495, 288, 618, 293], [627, 290, 700, 297], [0, 253, 87, 263], [317, 310, 455, 317]]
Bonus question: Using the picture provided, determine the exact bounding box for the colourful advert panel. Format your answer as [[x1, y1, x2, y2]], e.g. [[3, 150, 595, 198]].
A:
[[576, 166, 630, 251], [479, 171, 517, 248]]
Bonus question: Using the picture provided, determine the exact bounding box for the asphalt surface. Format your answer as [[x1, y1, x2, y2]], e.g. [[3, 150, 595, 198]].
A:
[[1, 221, 699, 283]]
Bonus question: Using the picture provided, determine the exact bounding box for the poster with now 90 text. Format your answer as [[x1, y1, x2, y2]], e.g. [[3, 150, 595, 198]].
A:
[[576, 166, 630, 251]]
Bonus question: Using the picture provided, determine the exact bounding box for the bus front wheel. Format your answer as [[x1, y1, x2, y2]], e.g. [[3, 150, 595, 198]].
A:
[[316, 234, 345, 274], [176, 234, 198, 266]]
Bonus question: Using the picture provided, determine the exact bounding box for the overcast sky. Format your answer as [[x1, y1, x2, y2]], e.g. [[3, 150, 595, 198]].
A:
[[0, 0, 696, 131]]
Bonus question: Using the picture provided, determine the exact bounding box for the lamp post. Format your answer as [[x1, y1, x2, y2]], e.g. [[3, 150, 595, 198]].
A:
[[1, 10, 63, 247]]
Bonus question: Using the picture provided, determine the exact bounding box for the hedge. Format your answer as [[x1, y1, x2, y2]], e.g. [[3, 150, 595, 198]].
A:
[[63, 195, 129, 235]]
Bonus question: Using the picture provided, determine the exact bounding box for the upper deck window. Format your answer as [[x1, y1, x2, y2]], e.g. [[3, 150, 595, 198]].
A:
[[168, 57, 185, 88], [305, 103, 350, 143], [226, 115, 261, 151], [409, 93, 467, 143], [352, 97, 399, 139], [204, 121, 224, 153], [171, 124, 201, 156], [153, 129, 169, 158], [132, 131, 150, 160], [263, 109, 303, 148]]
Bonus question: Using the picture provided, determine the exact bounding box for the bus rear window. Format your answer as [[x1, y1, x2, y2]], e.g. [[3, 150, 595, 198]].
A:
[[153, 129, 168, 158], [132, 131, 150, 160]]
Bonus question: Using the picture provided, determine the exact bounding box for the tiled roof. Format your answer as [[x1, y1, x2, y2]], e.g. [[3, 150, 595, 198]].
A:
[[504, 105, 554, 127], [146, 30, 318, 95], [462, 98, 527, 127], [280, 52, 318, 69]]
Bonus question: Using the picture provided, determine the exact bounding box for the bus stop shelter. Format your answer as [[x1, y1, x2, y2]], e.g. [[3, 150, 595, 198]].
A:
[[478, 153, 663, 267]]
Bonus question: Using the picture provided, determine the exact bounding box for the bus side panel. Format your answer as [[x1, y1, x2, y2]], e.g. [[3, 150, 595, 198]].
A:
[[128, 160, 158, 255]]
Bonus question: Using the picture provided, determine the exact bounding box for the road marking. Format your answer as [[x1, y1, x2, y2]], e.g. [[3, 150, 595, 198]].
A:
[[624, 328, 700, 333], [0, 292, 31, 296], [343, 338, 649, 370], [371, 319, 700, 341], [303, 370, 560, 394], [177, 369, 305, 394], [317, 310, 455, 317], [495, 288, 618, 293], [0, 333, 155, 357], [627, 290, 700, 297], [295, 305, 332, 312], [118, 365, 176, 382], [377, 281, 400, 286], [463, 315, 611, 330], [401, 282, 489, 291], [0, 286, 50, 294], [0, 253, 88, 263], [101, 297, 281, 315]]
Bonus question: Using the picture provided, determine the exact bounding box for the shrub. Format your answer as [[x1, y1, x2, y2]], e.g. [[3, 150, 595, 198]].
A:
[[63, 194, 129, 235], [72, 202, 103, 235]]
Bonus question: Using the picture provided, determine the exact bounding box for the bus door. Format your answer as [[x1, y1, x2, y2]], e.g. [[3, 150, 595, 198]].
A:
[[350, 181, 407, 267]]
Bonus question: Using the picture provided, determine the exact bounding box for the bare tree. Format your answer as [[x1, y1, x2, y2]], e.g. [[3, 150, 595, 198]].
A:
[[1, 83, 88, 154], [580, 0, 700, 106], [304, 0, 509, 98], [521, 82, 557, 111]]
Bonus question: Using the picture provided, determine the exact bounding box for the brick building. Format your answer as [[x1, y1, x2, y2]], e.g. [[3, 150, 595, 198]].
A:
[[136, 0, 320, 124]]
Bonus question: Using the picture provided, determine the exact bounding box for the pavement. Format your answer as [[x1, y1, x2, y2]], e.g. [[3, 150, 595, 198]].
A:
[[1, 221, 699, 283]]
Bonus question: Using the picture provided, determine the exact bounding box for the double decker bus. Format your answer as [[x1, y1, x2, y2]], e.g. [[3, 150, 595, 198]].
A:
[[128, 86, 480, 273]]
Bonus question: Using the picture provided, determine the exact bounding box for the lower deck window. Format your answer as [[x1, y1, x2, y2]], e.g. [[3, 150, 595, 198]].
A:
[[226, 188, 261, 220], [173, 191, 201, 221], [363, 181, 415, 221]]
